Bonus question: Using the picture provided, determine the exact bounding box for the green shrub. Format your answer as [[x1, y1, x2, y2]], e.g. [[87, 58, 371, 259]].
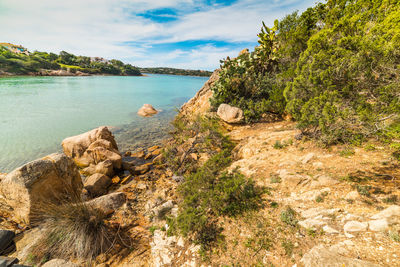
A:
[[284, 0, 400, 144], [280, 207, 298, 227], [169, 150, 264, 252]]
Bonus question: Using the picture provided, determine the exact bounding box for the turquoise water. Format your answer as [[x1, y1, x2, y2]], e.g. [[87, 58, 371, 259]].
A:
[[0, 75, 208, 172]]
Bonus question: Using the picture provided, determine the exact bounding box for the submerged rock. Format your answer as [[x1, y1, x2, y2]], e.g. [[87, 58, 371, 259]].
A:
[[62, 126, 122, 172], [217, 103, 244, 123], [138, 104, 158, 117], [0, 153, 83, 224]]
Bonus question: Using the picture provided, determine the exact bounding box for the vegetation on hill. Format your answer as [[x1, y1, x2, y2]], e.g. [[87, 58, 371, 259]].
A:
[[0, 48, 141, 76], [140, 67, 212, 77], [210, 0, 400, 146]]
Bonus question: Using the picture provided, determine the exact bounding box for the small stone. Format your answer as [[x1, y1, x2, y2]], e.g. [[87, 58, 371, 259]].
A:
[[111, 176, 120, 184], [302, 153, 315, 164], [131, 150, 145, 158], [172, 175, 185, 183], [368, 218, 389, 232], [345, 191, 360, 200], [137, 104, 158, 117], [323, 225, 339, 234], [299, 218, 326, 230], [136, 182, 147, 190], [84, 173, 111, 196], [313, 162, 323, 168], [151, 148, 162, 157], [343, 221, 368, 233], [124, 151, 131, 157], [148, 145, 160, 152], [86, 192, 126, 213], [133, 164, 151, 175]]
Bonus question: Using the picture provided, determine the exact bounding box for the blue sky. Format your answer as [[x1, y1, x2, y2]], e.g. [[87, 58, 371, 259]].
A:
[[0, 0, 317, 70]]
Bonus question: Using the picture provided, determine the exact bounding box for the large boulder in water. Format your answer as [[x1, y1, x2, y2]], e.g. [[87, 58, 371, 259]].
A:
[[61, 126, 122, 170], [217, 103, 244, 123], [0, 153, 83, 224], [137, 104, 158, 117]]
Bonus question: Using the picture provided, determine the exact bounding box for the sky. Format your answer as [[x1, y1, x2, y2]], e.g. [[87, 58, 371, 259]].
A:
[[0, 0, 317, 70]]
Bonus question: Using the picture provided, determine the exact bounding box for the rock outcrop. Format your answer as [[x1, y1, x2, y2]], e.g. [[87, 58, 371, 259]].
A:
[[61, 126, 122, 172], [0, 153, 83, 224], [137, 104, 158, 117], [180, 69, 220, 117], [217, 103, 244, 123]]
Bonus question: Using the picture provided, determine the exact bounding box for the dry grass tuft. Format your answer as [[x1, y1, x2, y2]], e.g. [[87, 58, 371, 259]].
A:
[[28, 188, 129, 264]]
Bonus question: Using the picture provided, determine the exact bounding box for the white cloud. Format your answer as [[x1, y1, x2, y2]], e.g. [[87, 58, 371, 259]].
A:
[[0, 0, 317, 69]]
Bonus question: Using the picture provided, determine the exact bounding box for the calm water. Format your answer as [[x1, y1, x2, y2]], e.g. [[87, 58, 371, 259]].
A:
[[0, 75, 208, 172]]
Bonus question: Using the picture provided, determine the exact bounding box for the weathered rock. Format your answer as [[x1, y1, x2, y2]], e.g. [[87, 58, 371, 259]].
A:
[[345, 190, 360, 200], [301, 153, 315, 164], [82, 159, 113, 176], [309, 175, 338, 188], [322, 225, 339, 234], [42, 259, 79, 267], [343, 221, 368, 233], [61, 126, 121, 169], [301, 244, 381, 267], [137, 104, 158, 117], [86, 192, 126, 212], [368, 218, 389, 232], [148, 145, 160, 152], [154, 200, 174, 220], [217, 103, 244, 123], [0, 230, 15, 255], [84, 173, 111, 196], [131, 164, 151, 175], [298, 218, 326, 230], [0, 153, 83, 224], [180, 69, 220, 117], [371, 205, 400, 220]]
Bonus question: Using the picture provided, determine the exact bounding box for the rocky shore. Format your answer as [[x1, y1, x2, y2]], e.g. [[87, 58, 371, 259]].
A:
[[0, 71, 399, 266]]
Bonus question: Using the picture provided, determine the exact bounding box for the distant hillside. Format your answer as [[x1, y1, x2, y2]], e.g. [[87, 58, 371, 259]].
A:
[[0, 44, 141, 76], [140, 67, 212, 77]]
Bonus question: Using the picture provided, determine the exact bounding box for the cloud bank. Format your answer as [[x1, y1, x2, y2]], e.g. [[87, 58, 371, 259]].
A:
[[0, 0, 316, 70]]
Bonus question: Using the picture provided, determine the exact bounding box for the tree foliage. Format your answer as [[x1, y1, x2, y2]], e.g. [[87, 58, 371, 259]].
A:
[[211, 0, 400, 144]]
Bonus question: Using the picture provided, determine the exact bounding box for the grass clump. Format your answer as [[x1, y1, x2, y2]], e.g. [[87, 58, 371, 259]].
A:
[[281, 240, 294, 256], [383, 195, 398, 204], [280, 207, 297, 227], [29, 194, 127, 264], [356, 185, 372, 197], [389, 230, 400, 242]]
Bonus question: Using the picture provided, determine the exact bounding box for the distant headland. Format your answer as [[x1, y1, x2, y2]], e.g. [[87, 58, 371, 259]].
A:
[[0, 43, 212, 77]]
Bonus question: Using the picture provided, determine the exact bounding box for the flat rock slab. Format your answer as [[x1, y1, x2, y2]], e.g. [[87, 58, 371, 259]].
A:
[[0, 230, 15, 255], [301, 245, 381, 267]]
